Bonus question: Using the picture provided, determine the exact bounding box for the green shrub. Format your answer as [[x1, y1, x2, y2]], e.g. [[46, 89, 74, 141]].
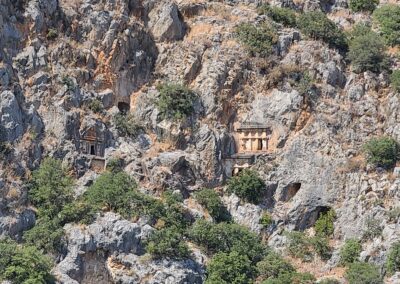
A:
[[160, 202, 193, 231], [227, 169, 265, 204], [345, 262, 382, 284], [257, 5, 297, 27], [156, 83, 197, 120], [259, 212, 273, 228], [386, 241, 400, 275], [311, 235, 332, 260], [57, 200, 96, 225], [285, 231, 314, 261], [106, 157, 125, 173], [146, 227, 190, 259], [315, 209, 336, 238], [235, 22, 278, 57], [29, 158, 73, 219], [363, 137, 399, 168], [347, 29, 388, 73], [390, 70, 400, 92], [206, 251, 255, 284], [195, 188, 231, 222], [113, 113, 143, 138], [88, 99, 103, 113], [189, 220, 265, 262], [46, 28, 58, 40], [340, 239, 362, 265], [387, 207, 400, 223], [297, 11, 347, 50], [261, 272, 315, 284], [84, 171, 138, 218], [318, 279, 340, 284], [363, 217, 383, 240], [349, 0, 379, 12], [257, 252, 295, 280], [61, 75, 76, 91], [0, 239, 54, 283], [373, 5, 400, 46]]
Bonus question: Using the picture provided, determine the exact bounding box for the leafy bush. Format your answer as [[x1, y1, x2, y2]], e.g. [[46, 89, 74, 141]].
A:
[[156, 83, 197, 120], [297, 11, 347, 50], [227, 169, 265, 204], [259, 212, 273, 228], [285, 231, 314, 261], [46, 28, 58, 40], [146, 227, 190, 259], [235, 22, 278, 57], [311, 235, 332, 260], [195, 188, 230, 222], [206, 251, 255, 284], [318, 279, 340, 284], [340, 239, 362, 265], [0, 239, 54, 283], [88, 99, 103, 113], [373, 5, 400, 46], [390, 70, 400, 92], [257, 252, 295, 280], [349, 0, 379, 12], [387, 207, 400, 223], [347, 28, 388, 73], [363, 137, 399, 168], [189, 220, 265, 262], [315, 209, 336, 238], [345, 262, 383, 284], [257, 5, 297, 27], [386, 241, 400, 275], [113, 113, 143, 138], [29, 158, 73, 219], [363, 217, 383, 240]]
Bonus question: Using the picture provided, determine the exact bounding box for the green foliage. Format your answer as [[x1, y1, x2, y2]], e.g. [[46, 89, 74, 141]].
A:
[[257, 5, 297, 27], [349, 0, 379, 12], [0, 239, 54, 283], [390, 70, 400, 92], [387, 207, 400, 223], [261, 272, 315, 284], [235, 22, 278, 57], [259, 212, 273, 228], [257, 252, 295, 280], [195, 189, 231, 222], [113, 113, 143, 138], [206, 251, 255, 284], [189, 219, 265, 262], [318, 279, 340, 284], [106, 157, 125, 173], [347, 27, 388, 73], [314, 209, 336, 238], [23, 218, 65, 253], [297, 11, 347, 50], [363, 217, 383, 240], [61, 75, 76, 91], [156, 83, 197, 120], [345, 262, 383, 284], [363, 137, 399, 168], [145, 227, 190, 259], [227, 169, 265, 204], [285, 231, 331, 261], [386, 241, 400, 275], [29, 158, 73, 219], [373, 5, 400, 46], [340, 239, 362, 265], [88, 99, 103, 114], [46, 28, 58, 40]]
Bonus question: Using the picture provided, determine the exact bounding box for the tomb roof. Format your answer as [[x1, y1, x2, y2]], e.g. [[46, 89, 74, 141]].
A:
[[237, 122, 269, 130]]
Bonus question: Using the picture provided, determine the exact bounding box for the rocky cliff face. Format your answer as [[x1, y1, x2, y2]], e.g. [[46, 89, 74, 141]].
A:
[[1, 0, 400, 283]]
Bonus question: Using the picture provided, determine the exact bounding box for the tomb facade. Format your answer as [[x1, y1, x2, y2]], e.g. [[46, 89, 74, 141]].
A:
[[236, 123, 271, 153]]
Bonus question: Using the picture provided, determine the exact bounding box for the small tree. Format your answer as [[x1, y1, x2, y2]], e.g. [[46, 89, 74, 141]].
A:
[[195, 188, 230, 222], [390, 70, 400, 92], [257, 5, 297, 27], [227, 169, 265, 204], [29, 158, 73, 219], [156, 83, 197, 120], [235, 22, 278, 57], [386, 241, 400, 275], [363, 217, 383, 240], [206, 251, 255, 284], [314, 209, 336, 238], [259, 212, 273, 228], [113, 113, 143, 138], [297, 11, 347, 51], [363, 137, 399, 168], [349, 0, 379, 12], [340, 239, 362, 265], [146, 227, 190, 259], [345, 262, 383, 284], [373, 5, 400, 46], [347, 29, 388, 73], [257, 252, 295, 280]]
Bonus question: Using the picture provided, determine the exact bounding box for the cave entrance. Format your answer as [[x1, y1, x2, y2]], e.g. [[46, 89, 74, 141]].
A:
[[118, 102, 130, 114], [280, 182, 301, 202]]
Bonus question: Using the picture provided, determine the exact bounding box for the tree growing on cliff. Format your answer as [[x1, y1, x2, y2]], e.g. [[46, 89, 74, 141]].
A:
[[362, 137, 399, 168], [227, 169, 265, 204]]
